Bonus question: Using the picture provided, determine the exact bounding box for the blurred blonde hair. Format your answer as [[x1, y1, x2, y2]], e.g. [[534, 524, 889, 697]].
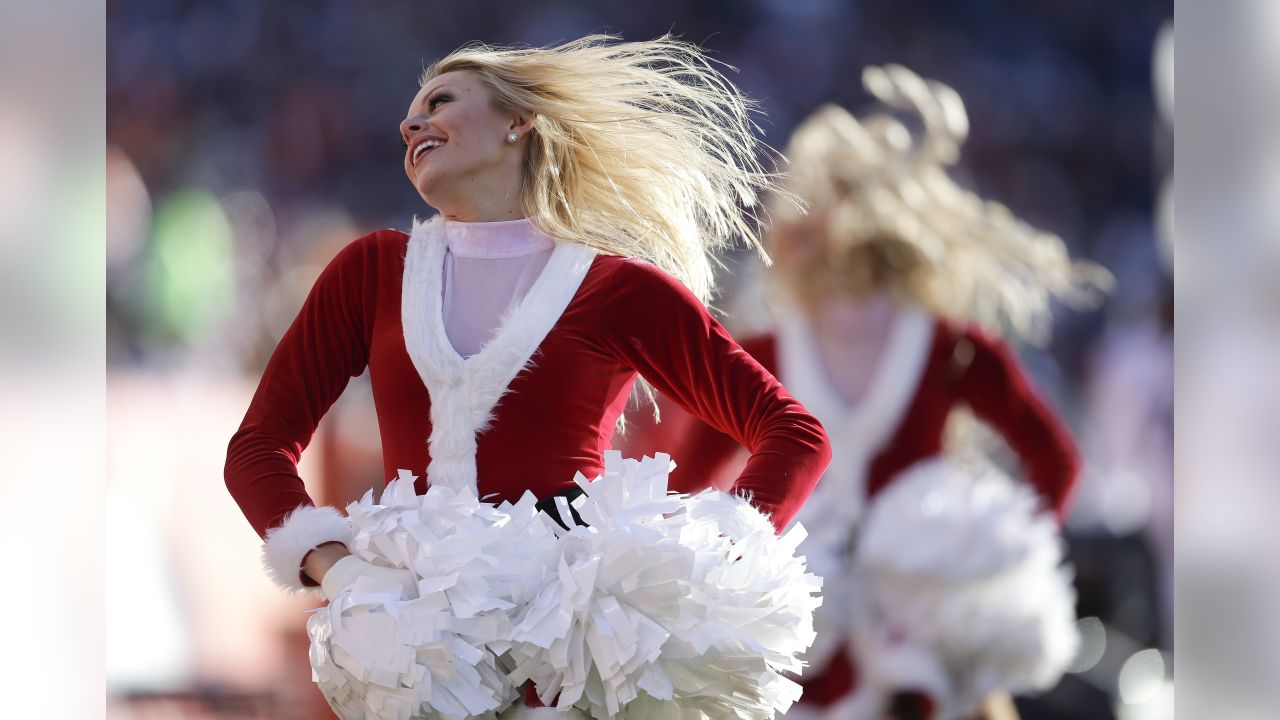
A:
[[771, 65, 1110, 344], [422, 34, 780, 304]]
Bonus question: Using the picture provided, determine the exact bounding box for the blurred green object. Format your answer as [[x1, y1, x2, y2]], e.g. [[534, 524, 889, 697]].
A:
[[145, 189, 235, 345]]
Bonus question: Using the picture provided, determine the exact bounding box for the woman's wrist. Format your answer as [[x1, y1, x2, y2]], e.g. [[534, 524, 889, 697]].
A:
[[302, 541, 352, 586]]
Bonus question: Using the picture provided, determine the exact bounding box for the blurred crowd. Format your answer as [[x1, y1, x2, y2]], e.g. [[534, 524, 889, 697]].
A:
[[105, 1, 1172, 718]]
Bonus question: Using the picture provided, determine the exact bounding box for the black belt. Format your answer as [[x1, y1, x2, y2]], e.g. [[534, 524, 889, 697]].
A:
[[534, 485, 589, 530]]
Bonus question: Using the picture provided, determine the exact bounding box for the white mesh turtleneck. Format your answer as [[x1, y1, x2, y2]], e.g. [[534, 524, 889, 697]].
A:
[[440, 219, 556, 357]]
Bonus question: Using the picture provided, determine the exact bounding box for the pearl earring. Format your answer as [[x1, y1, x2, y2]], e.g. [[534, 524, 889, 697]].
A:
[[507, 131, 519, 143]]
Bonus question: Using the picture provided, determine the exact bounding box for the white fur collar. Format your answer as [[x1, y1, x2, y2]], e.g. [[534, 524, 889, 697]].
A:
[[779, 305, 934, 529], [401, 216, 597, 493]]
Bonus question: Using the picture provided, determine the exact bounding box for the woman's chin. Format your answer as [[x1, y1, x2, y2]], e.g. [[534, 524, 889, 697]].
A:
[[412, 179, 443, 209], [411, 163, 443, 193]]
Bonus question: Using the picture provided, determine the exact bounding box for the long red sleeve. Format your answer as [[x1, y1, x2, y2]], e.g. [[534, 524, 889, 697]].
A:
[[224, 233, 382, 538], [957, 326, 1081, 518], [597, 259, 831, 531]]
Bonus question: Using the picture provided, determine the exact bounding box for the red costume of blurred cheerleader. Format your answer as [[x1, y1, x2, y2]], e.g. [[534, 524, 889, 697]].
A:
[[625, 65, 1109, 720], [632, 316, 1078, 716]]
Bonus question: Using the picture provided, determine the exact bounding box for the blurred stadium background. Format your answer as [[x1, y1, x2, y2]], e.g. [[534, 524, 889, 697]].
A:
[[105, 1, 1173, 718]]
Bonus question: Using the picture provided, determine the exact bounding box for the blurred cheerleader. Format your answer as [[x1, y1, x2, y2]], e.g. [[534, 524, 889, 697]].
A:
[[624, 65, 1110, 720], [225, 36, 830, 720]]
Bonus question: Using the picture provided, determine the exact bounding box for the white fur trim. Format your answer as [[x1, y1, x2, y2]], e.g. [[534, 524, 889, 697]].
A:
[[402, 217, 596, 493], [261, 505, 352, 593], [778, 305, 933, 527], [777, 306, 933, 670]]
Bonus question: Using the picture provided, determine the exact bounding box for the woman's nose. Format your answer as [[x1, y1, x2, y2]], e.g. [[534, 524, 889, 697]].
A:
[[400, 117, 425, 136]]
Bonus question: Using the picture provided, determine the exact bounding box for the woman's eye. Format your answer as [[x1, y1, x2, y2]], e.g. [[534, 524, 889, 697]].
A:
[[429, 94, 451, 111]]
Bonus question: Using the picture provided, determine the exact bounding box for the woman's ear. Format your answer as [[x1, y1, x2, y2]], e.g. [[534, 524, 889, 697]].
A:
[[508, 112, 535, 136]]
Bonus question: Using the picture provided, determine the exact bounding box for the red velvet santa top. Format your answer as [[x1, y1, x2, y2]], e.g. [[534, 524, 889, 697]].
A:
[[621, 307, 1080, 707], [225, 218, 831, 590]]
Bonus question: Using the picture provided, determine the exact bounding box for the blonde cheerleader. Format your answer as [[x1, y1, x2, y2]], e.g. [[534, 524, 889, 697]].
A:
[[226, 35, 831, 720]]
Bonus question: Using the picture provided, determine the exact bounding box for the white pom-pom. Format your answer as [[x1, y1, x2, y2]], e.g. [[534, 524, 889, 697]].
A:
[[305, 458, 821, 720], [308, 470, 556, 720], [505, 453, 691, 718], [507, 452, 822, 720], [849, 458, 1079, 717], [657, 488, 823, 719]]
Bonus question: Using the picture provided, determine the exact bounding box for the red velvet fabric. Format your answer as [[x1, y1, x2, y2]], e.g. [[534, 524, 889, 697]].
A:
[[225, 230, 831, 541], [620, 321, 1081, 707]]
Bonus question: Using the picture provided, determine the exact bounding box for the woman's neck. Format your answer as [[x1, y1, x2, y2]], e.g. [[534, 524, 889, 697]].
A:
[[807, 292, 900, 407], [811, 292, 898, 341], [441, 205, 525, 222], [435, 176, 525, 222]]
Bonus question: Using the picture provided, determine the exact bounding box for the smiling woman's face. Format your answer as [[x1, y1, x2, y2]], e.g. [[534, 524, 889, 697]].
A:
[[399, 69, 529, 218]]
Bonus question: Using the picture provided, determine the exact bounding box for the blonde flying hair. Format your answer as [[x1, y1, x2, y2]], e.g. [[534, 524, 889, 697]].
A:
[[421, 34, 780, 305], [772, 65, 1110, 344]]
